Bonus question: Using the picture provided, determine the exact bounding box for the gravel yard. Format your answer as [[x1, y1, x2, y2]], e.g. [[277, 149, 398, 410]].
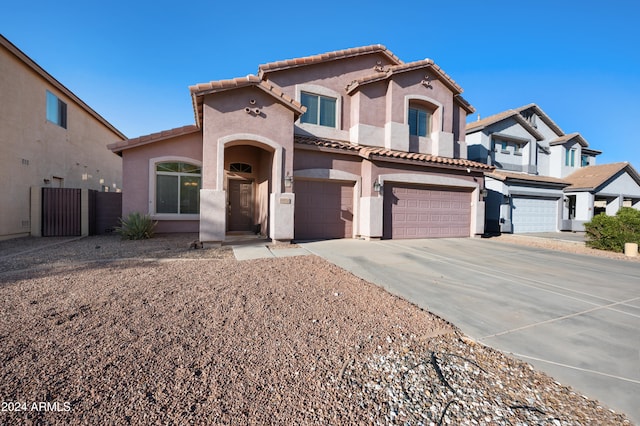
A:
[[0, 234, 633, 425]]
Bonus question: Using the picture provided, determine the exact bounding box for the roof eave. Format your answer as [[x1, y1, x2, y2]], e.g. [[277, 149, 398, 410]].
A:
[[1, 35, 126, 140]]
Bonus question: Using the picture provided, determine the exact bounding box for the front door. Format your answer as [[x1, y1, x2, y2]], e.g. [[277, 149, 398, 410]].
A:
[[228, 179, 253, 232]]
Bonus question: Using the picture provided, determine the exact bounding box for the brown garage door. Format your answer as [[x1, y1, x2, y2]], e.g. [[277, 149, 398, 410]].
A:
[[384, 184, 471, 239], [295, 180, 354, 240]]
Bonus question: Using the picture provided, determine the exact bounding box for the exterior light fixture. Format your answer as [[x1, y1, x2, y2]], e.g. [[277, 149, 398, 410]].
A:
[[480, 188, 488, 198], [373, 181, 382, 194]]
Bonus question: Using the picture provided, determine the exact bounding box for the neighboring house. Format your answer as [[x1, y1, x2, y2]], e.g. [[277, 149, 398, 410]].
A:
[[109, 45, 493, 243], [0, 35, 125, 240], [466, 104, 640, 233]]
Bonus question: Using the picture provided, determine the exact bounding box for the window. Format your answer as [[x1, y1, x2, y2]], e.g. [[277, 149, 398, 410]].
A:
[[300, 92, 336, 127], [155, 162, 201, 214], [496, 140, 509, 153], [46, 90, 67, 128], [514, 144, 522, 155], [565, 148, 576, 167], [229, 163, 252, 173], [408, 107, 430, 137], [581, 154, 589, 167]]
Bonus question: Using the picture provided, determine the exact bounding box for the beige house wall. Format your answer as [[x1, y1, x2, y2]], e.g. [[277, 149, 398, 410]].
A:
[[0, 37, 125, 240]]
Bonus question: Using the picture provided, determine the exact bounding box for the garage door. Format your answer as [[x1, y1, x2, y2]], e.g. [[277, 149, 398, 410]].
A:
[[383, 184, 471, 239], [294, 180, 354, 240], [511, 197, 558, 233]]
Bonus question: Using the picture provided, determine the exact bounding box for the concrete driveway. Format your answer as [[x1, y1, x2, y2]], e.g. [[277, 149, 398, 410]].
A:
[[301, 237, 640, 423]]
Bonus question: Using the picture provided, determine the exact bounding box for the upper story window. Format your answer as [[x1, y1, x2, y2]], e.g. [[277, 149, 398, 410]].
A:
[[581, 154, 590, 167], [46, 90, 67, 128], [300, 92, 336, 128], [565, 148, 576, 167], [155, 162, 201, 214], [408, 107, 430, 137]]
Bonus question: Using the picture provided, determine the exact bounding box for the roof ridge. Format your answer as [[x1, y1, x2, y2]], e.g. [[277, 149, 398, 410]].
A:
[[257, 44, 403, 77]]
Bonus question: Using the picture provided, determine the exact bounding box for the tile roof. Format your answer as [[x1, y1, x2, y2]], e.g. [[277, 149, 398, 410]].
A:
[[108, 125, 200, 154], [487, 171, 568, 186], [548, 132, 589, 147], [294, 135, 494, 171], [189, 75, 305, 127], [1, 35, 125, 140], [257, 45, 403, 77], [564, 162, 640, 191], [345, 59, 468, 104], [465, 108, 544, 140], [513, 104, 564, 137]]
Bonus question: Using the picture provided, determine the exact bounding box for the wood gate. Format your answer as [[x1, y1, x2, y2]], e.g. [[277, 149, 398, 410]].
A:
[[42, 188, 81, 236]]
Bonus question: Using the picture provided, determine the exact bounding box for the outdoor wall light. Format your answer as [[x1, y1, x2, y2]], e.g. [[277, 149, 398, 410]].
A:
[[480, 188, 488, 198], [373, 181, 382, 194], [284, 175, 293, 188]]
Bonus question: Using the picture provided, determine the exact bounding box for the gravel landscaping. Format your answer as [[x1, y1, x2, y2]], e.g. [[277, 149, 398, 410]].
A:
[[0, 234, 633, 425]]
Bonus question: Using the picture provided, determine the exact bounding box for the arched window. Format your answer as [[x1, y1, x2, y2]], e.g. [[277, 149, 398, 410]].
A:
[[229, 163, 252, 173], [155, 162, 201, 214]]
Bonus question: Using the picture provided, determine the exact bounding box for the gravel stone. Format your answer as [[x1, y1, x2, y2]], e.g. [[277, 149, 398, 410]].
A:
[[0, 234, 633, 424]]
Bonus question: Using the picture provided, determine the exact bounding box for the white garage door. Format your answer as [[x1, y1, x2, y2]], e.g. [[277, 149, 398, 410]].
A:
[[383, 184, 472, 239], [511, 197, 558, 233]]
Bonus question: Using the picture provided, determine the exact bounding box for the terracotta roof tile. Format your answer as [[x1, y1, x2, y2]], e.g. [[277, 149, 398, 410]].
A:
[[345, 58, 464, 96], [189, 75, 305, 126], [294, 135, 494, 171], [108, 125, 200, 154], [487, 171, 568, 185], [564, 162, 639, 191], [257, 44, 403, 77]]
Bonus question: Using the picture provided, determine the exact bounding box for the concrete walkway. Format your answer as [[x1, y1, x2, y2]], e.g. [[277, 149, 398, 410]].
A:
[[300, 237, 640, 423], [232, 244, 310, 261]]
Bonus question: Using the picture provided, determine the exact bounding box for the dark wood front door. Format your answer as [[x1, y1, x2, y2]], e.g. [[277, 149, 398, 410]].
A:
[[228, 179, 253, 232]]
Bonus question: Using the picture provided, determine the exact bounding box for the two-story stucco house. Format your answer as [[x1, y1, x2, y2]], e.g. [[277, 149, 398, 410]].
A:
[[0, 34, 125, 240], [109, 45, 493, 243], [466, 104, 640, 233]]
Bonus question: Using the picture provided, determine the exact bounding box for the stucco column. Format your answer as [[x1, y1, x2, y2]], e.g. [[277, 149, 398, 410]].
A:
[[199, 189, 226, 243], [359, 196, 383, 239], [269, 193, 294, 242]]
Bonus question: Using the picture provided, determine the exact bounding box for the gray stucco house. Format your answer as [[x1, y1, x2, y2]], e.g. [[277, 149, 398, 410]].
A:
[[466, 104, 640, 233]]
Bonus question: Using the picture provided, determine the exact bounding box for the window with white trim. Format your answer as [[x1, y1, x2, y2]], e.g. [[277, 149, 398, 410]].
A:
[[46, 90, 67, 128], [155, 162, 201, 214], [565, 148, 576, 167], [581, 154, 589, 167], [300, 92, 336, 127]]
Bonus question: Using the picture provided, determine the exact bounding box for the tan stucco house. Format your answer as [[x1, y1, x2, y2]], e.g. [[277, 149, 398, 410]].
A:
[[109, 45, 493, 243], [0, 34, 125, 240]]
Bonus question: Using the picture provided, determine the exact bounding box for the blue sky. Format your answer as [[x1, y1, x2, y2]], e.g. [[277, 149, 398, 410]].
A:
[[2, 0, 639, 168]]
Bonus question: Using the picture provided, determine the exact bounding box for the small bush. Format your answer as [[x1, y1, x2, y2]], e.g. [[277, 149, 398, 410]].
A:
[[585, 207, 640, 252], [115, 212, 157, 240]]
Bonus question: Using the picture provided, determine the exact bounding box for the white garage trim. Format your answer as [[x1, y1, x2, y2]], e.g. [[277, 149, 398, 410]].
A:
[[511, 196, 560, 233], [378, 173, 479, 237]]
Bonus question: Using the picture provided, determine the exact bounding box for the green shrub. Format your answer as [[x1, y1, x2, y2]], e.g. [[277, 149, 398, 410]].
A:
[[584, 207, 640, 252], [115, 212, 157, 240]]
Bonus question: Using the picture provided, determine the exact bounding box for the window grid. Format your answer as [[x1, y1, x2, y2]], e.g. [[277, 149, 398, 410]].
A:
[[155, 162, 201, 214]]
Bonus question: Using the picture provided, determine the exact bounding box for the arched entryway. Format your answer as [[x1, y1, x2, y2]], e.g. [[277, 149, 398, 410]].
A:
[[224, 144, 274, 236]]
